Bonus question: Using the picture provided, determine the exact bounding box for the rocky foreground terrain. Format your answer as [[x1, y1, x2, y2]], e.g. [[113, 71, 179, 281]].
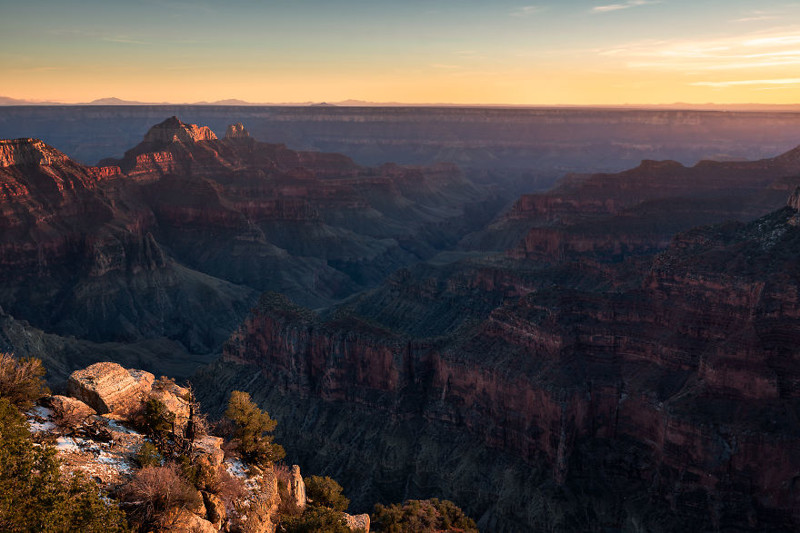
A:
[[24, 360, 370, 532]]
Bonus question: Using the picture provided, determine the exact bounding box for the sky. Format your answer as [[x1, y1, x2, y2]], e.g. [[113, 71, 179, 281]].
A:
[[1, 0, 800, 105]]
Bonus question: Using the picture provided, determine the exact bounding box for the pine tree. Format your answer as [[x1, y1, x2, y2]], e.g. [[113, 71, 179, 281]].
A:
[[225, 390, 285, 466]]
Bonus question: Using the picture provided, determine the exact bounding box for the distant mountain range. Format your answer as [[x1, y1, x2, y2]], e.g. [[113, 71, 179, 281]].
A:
[[2, 95, 800, 111]]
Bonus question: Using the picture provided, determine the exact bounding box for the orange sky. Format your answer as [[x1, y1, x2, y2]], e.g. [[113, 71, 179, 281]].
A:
[[2, 1, 799, 105]]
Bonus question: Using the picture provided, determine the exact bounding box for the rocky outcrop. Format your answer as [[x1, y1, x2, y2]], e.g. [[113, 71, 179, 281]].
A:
[[226, 123, 250, 140], [343, 513, 370, 532], [468, 143, 800, 258], [142, 116, 217, 146], [0, 138, 71, 168], [28, 362, 311, 533], [149, 377, 192, 431], [233, 465, 280, 533], [289, 465, 307, 510], [67, 362, 154, 415], [194, 435, 225, 468]]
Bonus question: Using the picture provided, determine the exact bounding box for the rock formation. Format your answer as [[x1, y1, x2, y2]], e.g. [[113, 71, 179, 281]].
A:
[[67, 362, 154, 414], [466, 144, 800, 261], [28, 361, 366, 533], [225, 122, 250, 140], [289, 464, 307, 510], [343, 513, 370, 532], [142, 115, 217, 146], [0, 138, 71, 168]]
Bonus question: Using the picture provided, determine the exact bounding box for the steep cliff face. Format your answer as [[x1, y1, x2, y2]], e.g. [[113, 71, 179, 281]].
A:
[[198, 190, 800, 531]]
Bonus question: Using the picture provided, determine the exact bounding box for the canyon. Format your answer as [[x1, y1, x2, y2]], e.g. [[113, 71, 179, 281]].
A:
[[196, 190, 800, 531], [194, 144, 800, 530], [0, 116, 498, 381], [1, 112, 800, 531]]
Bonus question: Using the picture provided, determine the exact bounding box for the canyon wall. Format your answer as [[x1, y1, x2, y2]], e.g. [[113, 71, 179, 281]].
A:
[[197, 193, 800, 531]]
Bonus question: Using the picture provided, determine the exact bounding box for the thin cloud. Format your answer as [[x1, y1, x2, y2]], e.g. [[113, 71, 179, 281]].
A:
[[592, 0, 659, 14], [692, 78, 800, 87], [744, 36, 800, 47], [102, 36, 149, 45], [596, 27, 800, 71], [734, 15, 779, 23], [731, 7, 795, 23], [511, 5, 545, 17]]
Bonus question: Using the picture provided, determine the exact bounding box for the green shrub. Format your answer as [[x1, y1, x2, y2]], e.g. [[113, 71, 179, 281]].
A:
[[0, 398, 129, 532], [134, 441, 163, 468], [304, 475, 350, 512], [0, 352, 49, 410], [371, 498, 478, 533], [280, 506, 352, 533], [224, 390, 285, 466], [141, 397, 175, 438]]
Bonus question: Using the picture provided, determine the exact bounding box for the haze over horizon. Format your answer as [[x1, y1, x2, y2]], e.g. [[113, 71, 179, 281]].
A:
[[2, 0, 800, 106]]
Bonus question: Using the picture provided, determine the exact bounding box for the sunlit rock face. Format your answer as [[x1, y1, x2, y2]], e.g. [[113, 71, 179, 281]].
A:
[[0, 138, 71, 168], [142, 116, 218, 146], [225, 122, 250, 140]]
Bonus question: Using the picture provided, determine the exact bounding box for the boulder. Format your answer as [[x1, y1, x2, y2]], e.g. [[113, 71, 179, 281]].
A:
[[47, 395, 96, 422], [162, 508, 217, 533], [343, 513, 370, 532], [194, 435, 225, 468], [149, 378, 191, 432], [67, 362, 154, 415]]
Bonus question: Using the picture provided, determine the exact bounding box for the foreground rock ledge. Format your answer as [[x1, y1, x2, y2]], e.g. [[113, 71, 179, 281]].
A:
[[67, 362, 155, 415]]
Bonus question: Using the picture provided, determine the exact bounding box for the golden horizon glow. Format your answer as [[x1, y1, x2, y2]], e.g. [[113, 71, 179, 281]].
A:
[[1, 1, 800, 106]]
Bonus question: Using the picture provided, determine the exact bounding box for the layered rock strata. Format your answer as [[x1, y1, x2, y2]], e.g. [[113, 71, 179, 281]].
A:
[[67, 362, 154, 414], [202, 188, 800, 531]]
